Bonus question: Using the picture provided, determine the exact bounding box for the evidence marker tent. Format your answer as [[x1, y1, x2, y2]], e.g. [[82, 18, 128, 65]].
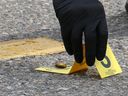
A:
[[95, 45, 122, 78]]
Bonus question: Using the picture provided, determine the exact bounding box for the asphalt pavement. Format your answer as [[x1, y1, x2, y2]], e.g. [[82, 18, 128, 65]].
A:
[[0, 0, 128, 96]]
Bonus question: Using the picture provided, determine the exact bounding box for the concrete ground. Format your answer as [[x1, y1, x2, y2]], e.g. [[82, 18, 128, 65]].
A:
[[0, 0, 128, 96]]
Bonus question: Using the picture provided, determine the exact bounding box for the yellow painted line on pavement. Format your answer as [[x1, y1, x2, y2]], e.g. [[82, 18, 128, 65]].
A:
[[0, 37, 65, 60]]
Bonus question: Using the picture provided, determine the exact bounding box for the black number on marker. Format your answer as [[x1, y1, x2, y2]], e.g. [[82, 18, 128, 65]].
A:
[[101, 56, 111, 68]]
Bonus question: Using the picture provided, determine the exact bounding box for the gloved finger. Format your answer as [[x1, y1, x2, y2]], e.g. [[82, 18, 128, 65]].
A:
[[61, 28, 73, 55], [96, 18, 108, 60], [71, 24, 83, 63], [59, 10, 74, 55], [84, 23, 98, 66]]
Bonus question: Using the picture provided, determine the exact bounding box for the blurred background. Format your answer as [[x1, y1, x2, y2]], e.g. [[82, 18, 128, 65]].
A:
[[0, 0, 127, 41]]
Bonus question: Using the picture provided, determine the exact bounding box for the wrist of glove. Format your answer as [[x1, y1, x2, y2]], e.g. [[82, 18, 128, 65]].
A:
[[53, 0, 108, 66]]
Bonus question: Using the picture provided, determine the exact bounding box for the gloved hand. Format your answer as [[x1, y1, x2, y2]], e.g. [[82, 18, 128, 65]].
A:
[[53, 0, 108, 66]]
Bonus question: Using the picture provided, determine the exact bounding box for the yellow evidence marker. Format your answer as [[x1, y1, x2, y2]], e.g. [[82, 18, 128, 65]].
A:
[[95, 45, 122, 78], [35, 57, 88, 74], [35, 45, 88, 74]]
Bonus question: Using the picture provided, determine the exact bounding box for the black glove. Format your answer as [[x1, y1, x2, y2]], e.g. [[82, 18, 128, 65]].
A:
[[53, 0, 108, 66]]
